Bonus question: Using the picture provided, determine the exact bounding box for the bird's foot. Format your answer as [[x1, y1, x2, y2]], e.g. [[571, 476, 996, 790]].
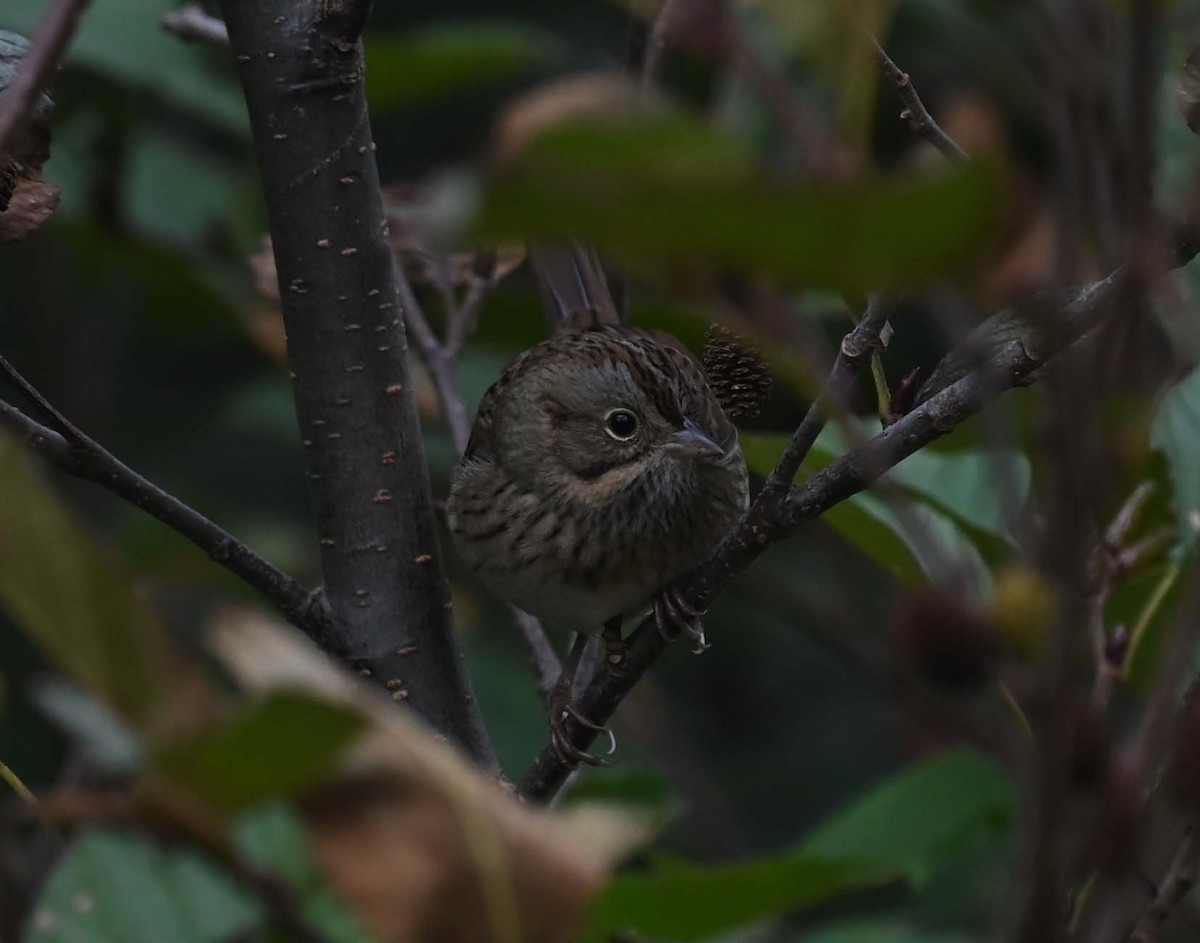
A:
[[654, 586, 709, 654], [548, 691, 616, 768]]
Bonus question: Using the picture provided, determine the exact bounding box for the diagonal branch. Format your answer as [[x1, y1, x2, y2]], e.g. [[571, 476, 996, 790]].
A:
[[0, 389, 335, 646], [518, 261, 1162, 802]]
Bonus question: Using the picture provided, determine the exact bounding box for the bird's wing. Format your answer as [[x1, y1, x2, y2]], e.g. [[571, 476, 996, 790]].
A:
[[529, 242, 623, 333]]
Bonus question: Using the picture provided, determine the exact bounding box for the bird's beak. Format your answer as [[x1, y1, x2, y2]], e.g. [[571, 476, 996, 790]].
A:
[[663, 418, 725, 461]]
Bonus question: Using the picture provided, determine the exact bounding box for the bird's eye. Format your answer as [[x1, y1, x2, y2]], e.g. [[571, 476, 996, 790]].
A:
[[604, 408, 639, 441]]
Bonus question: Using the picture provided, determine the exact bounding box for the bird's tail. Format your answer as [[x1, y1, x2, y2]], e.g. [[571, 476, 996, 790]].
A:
[[529, 242, 623, 333]]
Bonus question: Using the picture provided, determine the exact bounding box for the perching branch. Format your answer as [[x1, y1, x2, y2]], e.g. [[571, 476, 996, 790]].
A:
[[518, 256, 1180, 802], [0, 358, 337, 646], [216, 0, 496, 769], [0, 0, 90, 156]]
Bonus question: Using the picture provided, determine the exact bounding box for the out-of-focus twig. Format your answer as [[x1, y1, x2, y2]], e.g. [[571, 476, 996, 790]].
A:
[[161, 5, 229, 47], [0, 358, 336, 648], [872, 36, 969, 163], [0, 0, 91, 156]]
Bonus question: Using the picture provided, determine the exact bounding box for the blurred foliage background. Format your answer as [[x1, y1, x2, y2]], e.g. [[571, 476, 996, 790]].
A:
[[2, 0, 1200, 941]]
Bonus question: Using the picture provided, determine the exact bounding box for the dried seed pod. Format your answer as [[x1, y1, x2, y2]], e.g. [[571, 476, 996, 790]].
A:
[[701, 325, 772, 420]]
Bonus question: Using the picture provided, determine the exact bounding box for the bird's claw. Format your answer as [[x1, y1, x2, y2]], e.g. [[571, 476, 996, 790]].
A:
[[547, 682, 616, 767], [654, 587, 709, 654], [549, 704, 615, 768]]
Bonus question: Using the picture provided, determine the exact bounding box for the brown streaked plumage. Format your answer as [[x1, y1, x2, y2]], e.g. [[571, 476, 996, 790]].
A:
[[447, 325, 748, 633], [446, 246, 752, 765]]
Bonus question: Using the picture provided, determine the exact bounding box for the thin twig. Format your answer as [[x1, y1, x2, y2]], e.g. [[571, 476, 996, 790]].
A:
[[872, 37, 969, 163], [511, 608, 563, 704], [160, 5, 229, 47], [397, 271, 472, 457], [1128, 827, 1198, 943], [0, 384, 336, 648], [0, 0, 91, 157], [761, 297, 891, 495], [640, 0, 683, 91], [393, 258, 563, 692]]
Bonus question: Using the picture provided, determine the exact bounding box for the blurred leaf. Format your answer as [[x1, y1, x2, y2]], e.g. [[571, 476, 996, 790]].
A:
[[583, 852, 894, 942], [33, 679, 146, 774], [830, 491, 991, 593], [25, 829, 256, 943], [563, 769, 676, 810], [234, 805, 379, 943], [212, 611, 652, 943], [124, 130, 253, 248], [27, 809, 377, 943], [1150, 364, 1200, 559], [812, 424, 1029, 542], [478, 114, 1002, 291], [365, 22, 563, 111], [800, 751, 1013, 886], [799, 917, 982, 943], [150, 692, 363, 815], [0, 440, 170, 727], [741, 432, 997, 591], [3, 0, 247, 135]]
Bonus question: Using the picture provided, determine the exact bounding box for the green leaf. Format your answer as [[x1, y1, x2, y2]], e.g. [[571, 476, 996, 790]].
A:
[[25, 829, 256, 943], [151, 692, 363, 814], [365, 22, 563, 111], [811, 423, 1029, 542], [741, 432, 999, 591], [234, 805, 378, 943], [32, 680, 146, 774], [800, 751, 1013, 886], [799, 918, 982, 943], [1150, 364, 1200, 559], [477, 114, 1001, 291], [3, 0, 248, 135], [27, 809, 377, 943], [583, 853, 895, 943], [0, 440, 169, 727]]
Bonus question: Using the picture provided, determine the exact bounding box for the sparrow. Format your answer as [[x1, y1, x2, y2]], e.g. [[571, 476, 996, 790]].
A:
[[446, 244, 763, 764]]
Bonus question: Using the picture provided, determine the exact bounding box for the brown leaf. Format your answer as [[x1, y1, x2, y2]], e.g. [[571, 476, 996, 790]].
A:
[[211, 612, 651, 943], [493, 72, 653, 164]]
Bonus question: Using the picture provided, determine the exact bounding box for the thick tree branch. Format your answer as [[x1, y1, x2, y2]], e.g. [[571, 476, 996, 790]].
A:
[[0, 0, 90, 156], [518, 262, 1160, 801], [216, 0, 496, 768]]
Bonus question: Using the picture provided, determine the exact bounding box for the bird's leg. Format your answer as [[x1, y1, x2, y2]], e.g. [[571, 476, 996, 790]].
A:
[[602, 615, 627, 670], [549, 632, 616, 768], [654, 586, 710, 654]]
